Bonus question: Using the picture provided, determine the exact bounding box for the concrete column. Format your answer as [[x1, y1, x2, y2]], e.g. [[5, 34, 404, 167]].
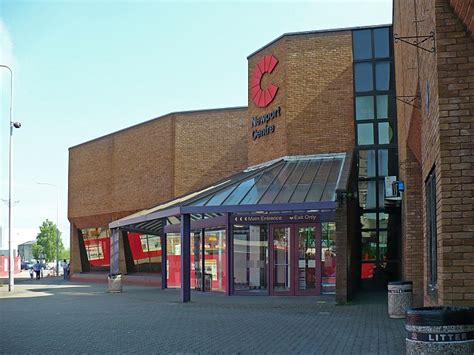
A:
[[180, 214, 191, 302]]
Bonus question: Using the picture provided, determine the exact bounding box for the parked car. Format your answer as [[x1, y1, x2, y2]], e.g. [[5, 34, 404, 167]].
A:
[[21, 261, 34, 270]]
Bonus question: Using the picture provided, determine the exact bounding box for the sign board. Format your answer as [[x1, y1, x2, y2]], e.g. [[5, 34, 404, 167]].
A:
[[232, 212, 320, 225]]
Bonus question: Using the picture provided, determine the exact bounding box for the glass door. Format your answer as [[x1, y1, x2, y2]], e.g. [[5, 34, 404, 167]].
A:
[[270, 224, 321, 296], [270, 225, 292, 295], [295, 226, 321, 295]]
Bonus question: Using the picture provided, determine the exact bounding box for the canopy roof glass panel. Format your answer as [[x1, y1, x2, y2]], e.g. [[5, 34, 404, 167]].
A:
[[110, 153, 349, 233], [192, 155, 344, 207]]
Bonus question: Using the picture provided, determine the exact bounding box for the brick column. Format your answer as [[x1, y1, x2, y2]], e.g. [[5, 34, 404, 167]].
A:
[[69, 223, 82, 274], [401, 148, 424, 306], [435, 0, 474, 307], [336, 198, 348, 304]]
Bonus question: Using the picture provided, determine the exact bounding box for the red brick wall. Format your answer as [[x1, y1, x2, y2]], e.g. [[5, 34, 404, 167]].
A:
[[68, 115, 175, 224], [450, 0, 474, 33], [174, 109, 247, 196], [247, 40, 288, 166], [394, 0, 474, 307], [286, 32, 354, 156], [69, 108, 248, 226], [247, 31, 355, 166]]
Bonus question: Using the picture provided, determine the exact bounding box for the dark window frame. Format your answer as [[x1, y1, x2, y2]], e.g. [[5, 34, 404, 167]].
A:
[[352, 26, 400, 273], [426, 167, 438, 289]]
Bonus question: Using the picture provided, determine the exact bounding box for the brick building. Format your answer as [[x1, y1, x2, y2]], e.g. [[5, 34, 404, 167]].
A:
[[393, 0, 474, 307], [69, 24, 401, 303]]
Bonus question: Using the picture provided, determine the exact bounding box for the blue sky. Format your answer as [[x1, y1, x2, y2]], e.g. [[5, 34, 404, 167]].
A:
[[0, 0, 392, 248]]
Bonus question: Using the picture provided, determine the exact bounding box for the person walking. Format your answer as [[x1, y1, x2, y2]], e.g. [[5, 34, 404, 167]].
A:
[[33, 261, 41, 280], [29, 267, 34, 279], [61, 259, 68, 280]]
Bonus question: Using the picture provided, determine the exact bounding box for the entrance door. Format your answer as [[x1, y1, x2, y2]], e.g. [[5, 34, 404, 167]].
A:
[[270, 224, 321, 296], [270, 225, 293, 295]]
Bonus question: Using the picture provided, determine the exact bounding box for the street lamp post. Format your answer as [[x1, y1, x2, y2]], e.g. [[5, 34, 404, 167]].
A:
[[37, 182, 59, 276], [1, 64, 21, 292]]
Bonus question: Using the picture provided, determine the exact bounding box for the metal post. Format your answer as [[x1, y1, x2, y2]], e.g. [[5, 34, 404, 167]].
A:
[[110, 228, 120, 274], [180, 214, 191, 302], [56, 187, 59, 276], [8, 112, 13, 289], [160, 220, 167, 290], [226, 213, 233, 296], [201, 228, 205, 292], [1, 65, 14, 292]]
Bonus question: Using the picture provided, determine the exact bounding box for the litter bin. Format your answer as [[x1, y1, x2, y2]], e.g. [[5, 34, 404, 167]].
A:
[[388, 281, 413, 318], [406, 306, 474, 354], [204, 273, 212, 291], [107, 273, 122, 293]]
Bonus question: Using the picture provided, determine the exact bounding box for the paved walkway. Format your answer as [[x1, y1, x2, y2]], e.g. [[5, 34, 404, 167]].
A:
[[0, 278, 405, 354]]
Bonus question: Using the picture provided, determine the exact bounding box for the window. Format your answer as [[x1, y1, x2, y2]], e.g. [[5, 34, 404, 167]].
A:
[[358, 181, 377, 209], [426, 168, 437, 288], [353, 26, 399, 284], [375, 62, 390, 90], [233, 225, 268, 292], [356, 96, 375, 120], [373, 28, 390, 58], [378, 122, 394, 144], [81, 227, 111, 271], [355, 63, 374, 92], [127, 233, 162, 273], [358, 150, 376, 178], [376, 95, 388, 118], [321, 222, 336, 291], [353, 29, 372, 60], [357, 123, 374, 145]]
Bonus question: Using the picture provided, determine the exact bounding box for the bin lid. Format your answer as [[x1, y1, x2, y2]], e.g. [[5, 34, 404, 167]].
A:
[[108, 273, 122, 277], [406, 306, 474, 326], [388, 281, 413, 286]]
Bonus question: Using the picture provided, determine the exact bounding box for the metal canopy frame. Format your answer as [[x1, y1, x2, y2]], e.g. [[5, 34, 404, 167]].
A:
[[110, 153, 351, 234], [110, 200, 338, 232], [108, 153, 352, 302]]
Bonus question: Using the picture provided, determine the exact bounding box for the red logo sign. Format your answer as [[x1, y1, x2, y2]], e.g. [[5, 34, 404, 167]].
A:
[[250, 55, 279, 108]]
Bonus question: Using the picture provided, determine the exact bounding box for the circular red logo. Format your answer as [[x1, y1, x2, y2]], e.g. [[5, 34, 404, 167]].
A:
[[250, 55, 279, 108]]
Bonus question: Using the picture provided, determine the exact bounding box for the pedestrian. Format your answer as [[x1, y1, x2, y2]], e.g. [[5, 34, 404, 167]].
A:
[[29, 267, 34, 279], [33, 261, 41, 280], [61, 259, 68, 280]]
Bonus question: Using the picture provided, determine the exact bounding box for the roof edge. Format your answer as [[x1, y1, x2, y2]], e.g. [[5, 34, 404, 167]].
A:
[[69, 105, 248, 150], [247, 23, 393, 59], [245, 152, 347, 172]]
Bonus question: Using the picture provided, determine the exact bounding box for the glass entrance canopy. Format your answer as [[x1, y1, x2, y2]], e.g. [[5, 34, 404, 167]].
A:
[[109, 153, 350, 235]]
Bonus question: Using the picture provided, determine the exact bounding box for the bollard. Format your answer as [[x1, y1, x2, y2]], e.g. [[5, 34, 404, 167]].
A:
[[406, 306, 474, 354], [388, 281, 413, 318], [107, 273, 123, 293]]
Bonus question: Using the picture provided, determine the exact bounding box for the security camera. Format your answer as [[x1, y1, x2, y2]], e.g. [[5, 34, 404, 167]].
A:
[[13, 122, 21, 128]]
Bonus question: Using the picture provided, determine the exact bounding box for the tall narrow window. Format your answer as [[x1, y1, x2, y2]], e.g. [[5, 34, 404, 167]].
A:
[[426, 168, 437, 288]]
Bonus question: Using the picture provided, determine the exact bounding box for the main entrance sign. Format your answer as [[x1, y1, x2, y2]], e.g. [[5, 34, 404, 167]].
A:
[[250, 55, 279, 108], [232, 212, 320, 225]]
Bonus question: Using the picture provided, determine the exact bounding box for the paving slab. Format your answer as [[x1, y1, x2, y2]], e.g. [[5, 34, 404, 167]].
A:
[[0, 278, 405, 354]]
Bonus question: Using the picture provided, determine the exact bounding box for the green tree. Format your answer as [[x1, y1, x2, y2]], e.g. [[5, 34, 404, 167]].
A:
[[32, 219, 65, 262], [59, 248, 70, 260]]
